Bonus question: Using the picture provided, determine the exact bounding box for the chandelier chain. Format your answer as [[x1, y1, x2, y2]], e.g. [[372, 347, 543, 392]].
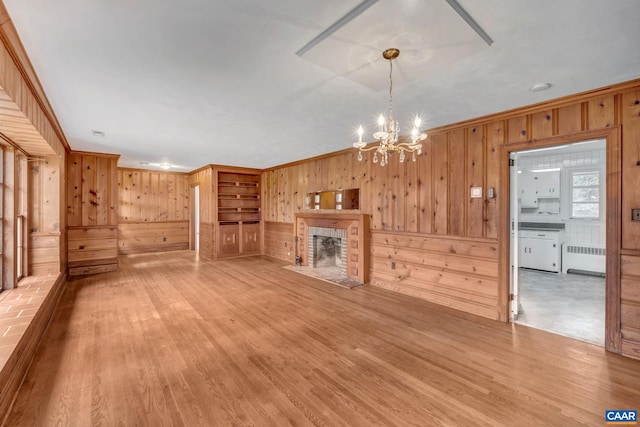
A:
[[388, 59, 393, 118]]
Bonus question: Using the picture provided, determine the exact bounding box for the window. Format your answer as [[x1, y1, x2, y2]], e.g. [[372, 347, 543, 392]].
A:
[[571, 170, 600, 218], [16, 215, 24, 279], [16, 156, 27, 280]]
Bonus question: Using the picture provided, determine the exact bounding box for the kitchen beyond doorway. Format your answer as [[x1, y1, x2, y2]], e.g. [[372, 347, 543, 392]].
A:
[[510, 138, 607, 346]]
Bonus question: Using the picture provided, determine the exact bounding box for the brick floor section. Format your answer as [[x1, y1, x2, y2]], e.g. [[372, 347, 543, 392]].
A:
[[0, 276, 58, 369]]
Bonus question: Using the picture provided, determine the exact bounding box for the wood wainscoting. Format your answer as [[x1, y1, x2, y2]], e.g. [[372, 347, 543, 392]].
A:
[[621, 254, 640, 359], [370, 230, 499, 320], [198, 222, 214, 259], [264, 221, 294, 263], [67, 226, 118, 276], [28, 232, 61, 277], [118, 221, 189, 255]]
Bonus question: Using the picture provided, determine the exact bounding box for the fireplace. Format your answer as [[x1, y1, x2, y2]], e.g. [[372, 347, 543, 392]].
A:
[[308, 227, 348, 279], [295, 212, 369, 285]]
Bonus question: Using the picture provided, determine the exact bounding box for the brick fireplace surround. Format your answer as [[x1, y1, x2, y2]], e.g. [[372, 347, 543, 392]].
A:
[[294, 212, 370, 284]]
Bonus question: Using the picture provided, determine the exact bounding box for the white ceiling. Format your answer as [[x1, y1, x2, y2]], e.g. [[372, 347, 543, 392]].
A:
[[4, 0, 640, 170]]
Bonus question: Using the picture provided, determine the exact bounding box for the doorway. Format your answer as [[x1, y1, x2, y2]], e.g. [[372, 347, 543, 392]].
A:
[[510, 139, 607, 346], [190, 185, 199, 252]]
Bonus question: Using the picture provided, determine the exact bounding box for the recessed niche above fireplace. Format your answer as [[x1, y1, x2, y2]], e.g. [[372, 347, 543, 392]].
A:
[[305, 188, 359, 210]]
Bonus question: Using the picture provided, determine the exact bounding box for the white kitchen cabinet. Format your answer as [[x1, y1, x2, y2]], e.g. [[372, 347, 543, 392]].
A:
[[519, 229, 562, 272], [536, 171, 560, 198], [520, 171, 560, 208], [520, 172, 539, 208]]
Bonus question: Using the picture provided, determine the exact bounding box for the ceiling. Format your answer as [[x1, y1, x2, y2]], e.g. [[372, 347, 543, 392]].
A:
[[3, 0, 640, 171]]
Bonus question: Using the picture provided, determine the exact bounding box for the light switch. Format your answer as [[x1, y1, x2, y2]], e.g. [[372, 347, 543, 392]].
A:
[[470, 187, 483, 198]]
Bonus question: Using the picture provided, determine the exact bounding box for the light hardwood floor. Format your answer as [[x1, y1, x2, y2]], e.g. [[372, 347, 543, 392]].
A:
[[5, 252, 640, 426]]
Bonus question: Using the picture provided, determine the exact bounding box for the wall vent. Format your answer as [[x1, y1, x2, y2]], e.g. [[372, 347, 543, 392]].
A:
[[565, 245, 606, 256]]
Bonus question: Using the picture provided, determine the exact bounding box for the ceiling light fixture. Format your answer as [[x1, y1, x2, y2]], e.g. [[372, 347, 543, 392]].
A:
[[530, 168, 561, 173], [530, 82, 552, 92], [353, 48, 426, 166]]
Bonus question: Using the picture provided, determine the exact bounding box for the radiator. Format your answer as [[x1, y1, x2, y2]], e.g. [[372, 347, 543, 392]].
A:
[[562, 244, 606, 274]]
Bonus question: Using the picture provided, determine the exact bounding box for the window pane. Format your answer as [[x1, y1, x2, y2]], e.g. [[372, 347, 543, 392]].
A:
[[572, 187, 599, 202], [572, 203, 599, 218], [572, 172, 599, 187]]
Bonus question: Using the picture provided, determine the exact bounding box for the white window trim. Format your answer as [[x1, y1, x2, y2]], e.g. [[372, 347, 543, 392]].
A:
[[563, 166, 604, 220]]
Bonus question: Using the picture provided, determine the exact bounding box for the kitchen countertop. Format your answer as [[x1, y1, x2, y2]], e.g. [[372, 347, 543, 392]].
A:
[[519, 222, 565, 231]]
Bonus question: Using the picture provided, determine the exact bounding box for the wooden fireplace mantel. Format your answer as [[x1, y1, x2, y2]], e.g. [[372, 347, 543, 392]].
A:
[[295, 212, 370, 284]]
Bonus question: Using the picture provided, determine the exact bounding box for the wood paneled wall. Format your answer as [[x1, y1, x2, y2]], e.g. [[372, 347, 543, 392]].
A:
[[117, 168, 189, 254], [68, 152, 119, 227], [262, 79, 640, 359], [67, 151, 119, 274], [28, 155, 62, 276]]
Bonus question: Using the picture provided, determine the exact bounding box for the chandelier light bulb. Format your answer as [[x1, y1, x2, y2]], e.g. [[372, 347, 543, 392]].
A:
[[357, 125, 364, 142], [378, 114, 385, 130], [414, 116, 422, 128]]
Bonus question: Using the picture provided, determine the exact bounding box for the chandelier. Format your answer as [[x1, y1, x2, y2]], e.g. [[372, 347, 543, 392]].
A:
[[353, 48, 426, 166]]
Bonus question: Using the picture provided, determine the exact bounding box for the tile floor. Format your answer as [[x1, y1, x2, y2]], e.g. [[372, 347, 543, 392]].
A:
[[515, 268, 605, 346]]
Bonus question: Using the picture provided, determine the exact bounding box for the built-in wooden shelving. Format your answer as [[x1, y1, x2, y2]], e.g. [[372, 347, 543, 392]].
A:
[[215, 171, 261, 257], [217, 173, 261, 224]]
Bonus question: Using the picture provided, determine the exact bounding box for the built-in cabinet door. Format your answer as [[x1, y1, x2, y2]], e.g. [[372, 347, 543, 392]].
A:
[[536, 171, 560, 198], [242, 223, 260, 254], [519, 230, 561, 272], [519, 236, 534, 269], [219, 224, 240, 257], [520, 171, 560, 206], [527, 237, 559, 272], [520, 172, 539, 208]]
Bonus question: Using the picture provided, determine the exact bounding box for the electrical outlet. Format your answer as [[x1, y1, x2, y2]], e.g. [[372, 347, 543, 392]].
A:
[[632, 209, 640, 222], [391, 262, 396, 270]]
